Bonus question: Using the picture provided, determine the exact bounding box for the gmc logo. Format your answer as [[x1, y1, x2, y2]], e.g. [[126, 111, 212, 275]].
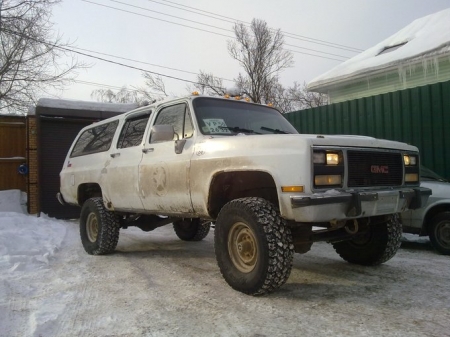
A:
[[371, 165, 389, 174]]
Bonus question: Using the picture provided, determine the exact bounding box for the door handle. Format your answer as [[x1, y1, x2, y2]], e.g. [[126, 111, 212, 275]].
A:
[[110, 153, 120, 158], [142, 148, 154, 154]]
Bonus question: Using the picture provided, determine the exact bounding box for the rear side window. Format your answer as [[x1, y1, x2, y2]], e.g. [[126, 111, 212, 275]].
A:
[[117, 114, 150, 149], [70, 120, 119, 157]]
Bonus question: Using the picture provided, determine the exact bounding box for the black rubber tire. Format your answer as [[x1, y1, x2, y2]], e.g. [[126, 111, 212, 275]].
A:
[[428, 212, 450, 255], [173, 219, 211, 241], [80, 197, 120, 255], [214, 197, 294, 295], [332, 214, 402, 266]]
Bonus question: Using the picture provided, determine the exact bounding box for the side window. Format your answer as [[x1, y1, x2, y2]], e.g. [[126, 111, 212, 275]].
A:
[[117, 113, 150, 149], [71, 120, 119, 157], [151, 103, 194, 142]]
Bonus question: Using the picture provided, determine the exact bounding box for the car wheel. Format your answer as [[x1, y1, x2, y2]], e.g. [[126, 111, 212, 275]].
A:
[[332, 214, 402, 266], [173, 219, 210, 241], [80, 197, 120, 255], [429, 212, 450, 255], [214, 197, 294, 295]]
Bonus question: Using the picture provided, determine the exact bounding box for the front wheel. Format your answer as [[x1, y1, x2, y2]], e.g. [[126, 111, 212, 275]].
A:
[[429, 212, 450, 255], [332, 214, 402, 266], [214, 197, 294, 295], [80, 197, 120, 255], [173, 218, 211, 241]]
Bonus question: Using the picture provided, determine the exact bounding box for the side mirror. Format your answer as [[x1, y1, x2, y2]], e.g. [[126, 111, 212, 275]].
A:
[[150, 125, 174, 143]]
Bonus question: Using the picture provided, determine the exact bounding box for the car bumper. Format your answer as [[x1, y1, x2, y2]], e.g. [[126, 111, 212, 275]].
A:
[[290, 187, 431, 223]]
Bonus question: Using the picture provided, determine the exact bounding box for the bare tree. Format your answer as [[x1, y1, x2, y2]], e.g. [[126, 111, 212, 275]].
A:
[[91, 87, 137, 104], [227, 19, 293, 104], [141, 73, 169, 97], [288, 82, 328, 110], [0, 0, 85, 114], [193, 71, 227, 96], [194, 19, 328, 112]]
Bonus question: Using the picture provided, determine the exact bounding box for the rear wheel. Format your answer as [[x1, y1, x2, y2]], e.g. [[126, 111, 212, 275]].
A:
[[429, 212, 450, 255], [80, 197, 120, 255], [214, 197, 294, 295], [173, 218, 211, 241], [332, 214, 402, 266]]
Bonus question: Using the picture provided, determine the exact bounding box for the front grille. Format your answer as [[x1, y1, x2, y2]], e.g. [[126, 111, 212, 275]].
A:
[[347, 151, 403, 187]]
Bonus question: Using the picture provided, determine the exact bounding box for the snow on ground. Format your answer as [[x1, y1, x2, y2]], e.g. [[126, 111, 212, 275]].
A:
[[0, 190, 449, 337]]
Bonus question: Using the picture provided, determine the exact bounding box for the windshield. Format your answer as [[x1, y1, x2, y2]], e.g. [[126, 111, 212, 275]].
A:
[[192, 97, 298, 136], [421, 166, 447, 182]]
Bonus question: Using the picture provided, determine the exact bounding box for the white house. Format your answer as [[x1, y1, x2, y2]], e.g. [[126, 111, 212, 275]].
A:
[[308, 8, 450, 103]]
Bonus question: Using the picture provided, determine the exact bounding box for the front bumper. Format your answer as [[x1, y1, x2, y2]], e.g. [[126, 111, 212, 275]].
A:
[[290, 187, 431, 223]]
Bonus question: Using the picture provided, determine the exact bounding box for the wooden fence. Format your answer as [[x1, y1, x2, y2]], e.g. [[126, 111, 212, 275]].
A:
[[0, 116, 27, 191]]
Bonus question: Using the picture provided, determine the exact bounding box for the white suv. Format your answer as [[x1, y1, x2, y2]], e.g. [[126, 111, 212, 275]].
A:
[[58, 94, 430, 295]]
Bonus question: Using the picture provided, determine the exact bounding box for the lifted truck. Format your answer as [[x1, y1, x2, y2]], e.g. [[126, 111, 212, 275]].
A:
[[58, 94, 431, 295]]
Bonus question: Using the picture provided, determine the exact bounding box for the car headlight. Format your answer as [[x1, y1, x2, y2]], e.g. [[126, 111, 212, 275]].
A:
[[404, 155, 417, 166]]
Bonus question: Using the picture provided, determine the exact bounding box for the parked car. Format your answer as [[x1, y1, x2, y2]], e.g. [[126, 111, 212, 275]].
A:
[[401, 167, 450, 255]]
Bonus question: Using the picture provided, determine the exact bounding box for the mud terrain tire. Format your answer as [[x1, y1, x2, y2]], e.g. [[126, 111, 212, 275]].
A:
[[429, 212, 450, 255], [214, 197, 294, 295], [332, 214, 402, 266], [173, 219, 211, 241], [80, 197, 120, 255]]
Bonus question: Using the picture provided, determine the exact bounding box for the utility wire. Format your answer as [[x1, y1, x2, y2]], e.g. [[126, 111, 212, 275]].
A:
[[74, 79, 165, 96], [82, 0, 348, 61], [109, 0, 350, 59], [4, 28, 211, 88], [71, 46, 234, 82], [146, 0, 364, 52]]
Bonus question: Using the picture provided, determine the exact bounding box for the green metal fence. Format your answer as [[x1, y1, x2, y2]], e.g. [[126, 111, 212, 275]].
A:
[[285, 80, 450, 180]]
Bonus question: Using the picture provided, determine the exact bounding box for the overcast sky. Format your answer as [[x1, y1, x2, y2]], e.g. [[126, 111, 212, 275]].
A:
[[49, 0, 450, 102]]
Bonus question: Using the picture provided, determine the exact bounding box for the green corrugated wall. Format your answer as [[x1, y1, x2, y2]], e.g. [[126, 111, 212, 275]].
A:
[[285, 80, 450, 180]]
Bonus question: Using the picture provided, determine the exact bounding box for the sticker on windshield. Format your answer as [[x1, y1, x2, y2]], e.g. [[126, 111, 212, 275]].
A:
[[203, 119, 231, 134]]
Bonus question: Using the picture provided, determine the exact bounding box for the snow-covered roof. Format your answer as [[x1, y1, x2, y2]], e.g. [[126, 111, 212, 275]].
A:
[[37, 98, 139, 113], [309, 8, 450, 90]]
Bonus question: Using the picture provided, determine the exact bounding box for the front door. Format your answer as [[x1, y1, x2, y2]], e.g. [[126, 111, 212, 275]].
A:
[[138, 102, 195, 215]]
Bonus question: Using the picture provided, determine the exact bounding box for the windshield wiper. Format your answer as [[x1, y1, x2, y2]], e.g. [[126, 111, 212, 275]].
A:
[[219, 126, 261, 134], [260, 126, 290, 134]]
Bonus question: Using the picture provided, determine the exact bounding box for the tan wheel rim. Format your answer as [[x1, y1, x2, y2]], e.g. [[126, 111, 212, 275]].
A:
[[228, 222, 257, 273], [86, 212, 99, 242]]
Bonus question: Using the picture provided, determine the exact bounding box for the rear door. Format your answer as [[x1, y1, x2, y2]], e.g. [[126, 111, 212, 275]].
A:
[[138, 102, 195, 214], [104, 111, 151, 210]]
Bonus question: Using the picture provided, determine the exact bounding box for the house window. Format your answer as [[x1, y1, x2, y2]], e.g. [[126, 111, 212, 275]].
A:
[[377, 42, 407, 56]]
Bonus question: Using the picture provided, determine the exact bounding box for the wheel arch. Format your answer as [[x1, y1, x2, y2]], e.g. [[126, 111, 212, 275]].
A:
[[422, 203, 450, 235], [77, 183, 103, 206], [207, 170, 279, 219]]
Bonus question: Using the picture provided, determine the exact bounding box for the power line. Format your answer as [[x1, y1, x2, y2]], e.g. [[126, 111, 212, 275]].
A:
[[82, 0, 348, 61], [74, 79, 165, 96], [70, 46, 234, 82], [110, 0, 349, 60], [4, 28, 208, 87], [146, 0, 364, 52]]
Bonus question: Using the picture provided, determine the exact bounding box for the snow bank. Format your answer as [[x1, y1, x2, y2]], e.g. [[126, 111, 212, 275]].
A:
[[0, 189, 27, 214], [0, 190, 67, 273]]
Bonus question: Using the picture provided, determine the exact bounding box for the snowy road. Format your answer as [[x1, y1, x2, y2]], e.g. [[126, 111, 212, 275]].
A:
[[1, 191, 449, 337]]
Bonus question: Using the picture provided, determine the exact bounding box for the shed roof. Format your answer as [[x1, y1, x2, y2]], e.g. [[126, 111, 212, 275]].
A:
[[308, 8, 450, 91]]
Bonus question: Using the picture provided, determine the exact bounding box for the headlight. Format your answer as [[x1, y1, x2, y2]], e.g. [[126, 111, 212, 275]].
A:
[[313, 151, 341, 165], [313, 152, 325, 164], [404, 155, 417, 166], [326, 153, 339, 165]]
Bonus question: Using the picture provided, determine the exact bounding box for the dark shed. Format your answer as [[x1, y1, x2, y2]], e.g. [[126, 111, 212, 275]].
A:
[[31, 99, 139, 219]]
